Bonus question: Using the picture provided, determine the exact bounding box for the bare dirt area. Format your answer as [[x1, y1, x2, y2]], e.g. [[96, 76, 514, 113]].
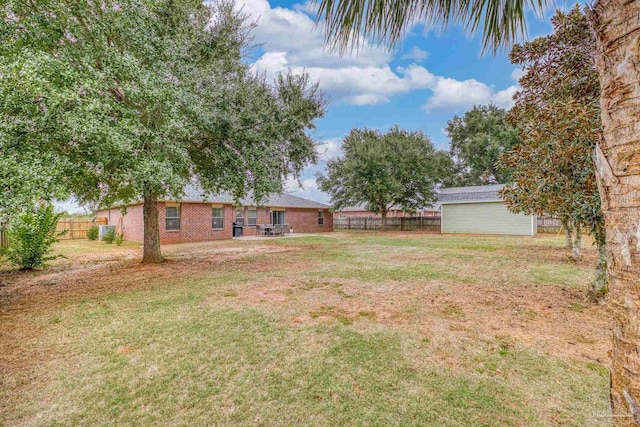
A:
[[0, 240, 296, 313], [207, 275, 609, 366]]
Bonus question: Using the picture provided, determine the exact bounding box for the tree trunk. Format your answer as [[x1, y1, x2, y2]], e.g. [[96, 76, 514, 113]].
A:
[[381, 212, 387, 231], [590, 1, 640, 423], [594, 233, 608, 296], [142, 188, 164, 264], [572, 225, 582, 261], [562, 217, 573, 249]]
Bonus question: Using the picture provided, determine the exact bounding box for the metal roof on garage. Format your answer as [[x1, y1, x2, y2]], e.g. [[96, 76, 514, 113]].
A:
[[437, 184, 505, 204]]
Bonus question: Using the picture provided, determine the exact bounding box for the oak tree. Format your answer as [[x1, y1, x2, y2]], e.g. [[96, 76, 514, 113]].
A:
[[317, 126, 451, 230], [445, 104, 519, 186], [1, 0, 325, 263]]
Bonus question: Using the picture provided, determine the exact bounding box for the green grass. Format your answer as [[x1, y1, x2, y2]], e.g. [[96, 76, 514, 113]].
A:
[[1, 233, 610, 426]]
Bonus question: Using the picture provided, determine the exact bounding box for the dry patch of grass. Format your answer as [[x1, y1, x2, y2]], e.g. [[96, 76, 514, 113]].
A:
[[0, 233, 611, 426]]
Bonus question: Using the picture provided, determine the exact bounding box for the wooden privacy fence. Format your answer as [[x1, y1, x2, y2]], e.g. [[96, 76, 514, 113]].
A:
[[334, 216, 441, 232], [55, 217, 108, 240], [335, 215, 563, 234], [0, 219, 8, 249], [537, 216, 563, 234]]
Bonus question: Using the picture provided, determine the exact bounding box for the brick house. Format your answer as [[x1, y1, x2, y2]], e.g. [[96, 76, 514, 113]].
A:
[[96, 185, 333, 244], [333, 203, 440, 219]]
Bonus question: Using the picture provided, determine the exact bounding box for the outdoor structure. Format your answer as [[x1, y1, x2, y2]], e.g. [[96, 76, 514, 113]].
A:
[[333, 203, 440, 218], [438, 184, 537, 236], [96, 185, 332, 244]]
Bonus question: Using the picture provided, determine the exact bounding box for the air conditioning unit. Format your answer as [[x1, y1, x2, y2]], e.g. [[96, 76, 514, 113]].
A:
[[98, 225, 116, 240]]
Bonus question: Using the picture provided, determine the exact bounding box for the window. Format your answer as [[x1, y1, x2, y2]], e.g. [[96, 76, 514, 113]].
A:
[[212, 207, 224, 229], [234, 208, 245, 226], [166, 205, 181, 231], [318, 210, 324, 225], [247, 209, 257, 226], [271, 210, 285, 225]]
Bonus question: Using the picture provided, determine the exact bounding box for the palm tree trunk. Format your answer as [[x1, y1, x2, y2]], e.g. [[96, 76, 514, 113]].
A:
[[590, 0, 640, 423], [142, 187, 164, 264], [572, 225, 582, 261]]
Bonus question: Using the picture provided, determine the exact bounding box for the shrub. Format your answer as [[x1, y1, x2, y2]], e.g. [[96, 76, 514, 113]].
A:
[[1, 204, 66, 270], [115, 233, 124, 246], [102, 229, 115, 244], [87, 226, 99, 240]]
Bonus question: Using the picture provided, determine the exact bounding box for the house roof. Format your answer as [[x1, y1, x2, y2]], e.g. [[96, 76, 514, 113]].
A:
[[437, 184, 505, 204], [338, 202, 440, 212], [174, 183, 329, 209]]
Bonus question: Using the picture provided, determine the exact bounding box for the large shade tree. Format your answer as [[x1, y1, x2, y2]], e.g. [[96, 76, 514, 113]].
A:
[[314, 0, 640, 422], [445, 104, 519, 186], [1, 0, 325, 263], [317, 126, 451, 230], [498, 7, 606, 293]]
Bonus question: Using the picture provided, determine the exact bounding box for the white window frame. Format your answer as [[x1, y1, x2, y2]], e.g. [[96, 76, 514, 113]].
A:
[[165, 205, 181, 231], [247, 208, 257, 227], [212, 206, 224, 229]]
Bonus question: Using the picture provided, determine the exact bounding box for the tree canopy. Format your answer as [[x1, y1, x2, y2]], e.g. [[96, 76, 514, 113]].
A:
[[1, 0, 325, 261], [497, 6, 605, 292], [317, 126, 451, 228], [445, 104, 518, 186]]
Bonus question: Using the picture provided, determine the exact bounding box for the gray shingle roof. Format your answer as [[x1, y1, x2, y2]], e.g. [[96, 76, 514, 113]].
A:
[[171, 183, 329, 209], [437, 184, 504, 204]]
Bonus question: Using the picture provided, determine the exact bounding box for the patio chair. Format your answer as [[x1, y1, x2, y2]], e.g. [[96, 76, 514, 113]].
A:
[[282, 224, 290, 235], [273, 224, 282, 236], [256, 224, 263, 237]]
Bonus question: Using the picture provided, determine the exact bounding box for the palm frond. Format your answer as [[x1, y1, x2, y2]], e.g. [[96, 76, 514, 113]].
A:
[[314, 0, 548, 54]]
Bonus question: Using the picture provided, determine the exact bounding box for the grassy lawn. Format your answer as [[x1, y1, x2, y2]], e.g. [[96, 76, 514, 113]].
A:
[[0, 233, 611, 426]]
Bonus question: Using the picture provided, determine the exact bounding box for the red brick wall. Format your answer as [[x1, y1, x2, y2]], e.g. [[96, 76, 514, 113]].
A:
[[97, 203, 331, 243], [98, 203, 233, 244], [157, 202, 233, 244], [96, 205, 144, 243], [226, 206, 333, 235], [285, 207, 333, 233]]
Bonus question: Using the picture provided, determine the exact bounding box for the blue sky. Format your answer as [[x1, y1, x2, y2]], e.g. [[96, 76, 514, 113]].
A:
[[58, 0, 574, 212], [247, 0, 570, 203]]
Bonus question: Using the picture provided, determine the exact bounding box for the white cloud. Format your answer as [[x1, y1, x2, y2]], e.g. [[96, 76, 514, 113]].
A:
[[510, 67, 525, 81], [241, 0, 518, 111], [253, 54, 435, 105], [424, 78, 492, 111], [285, 175, 329, 204], [401, 46, 429, 62], [237, 0, 390, 68], [422, 78, 518, 112], [316, 137, 343, 160], [491, 85, 519, 109]]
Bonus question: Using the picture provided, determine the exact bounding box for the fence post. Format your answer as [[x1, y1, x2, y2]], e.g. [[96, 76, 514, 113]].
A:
[[364, 218, 367, 231], [348, 217, 351, 230], [400, 217, 404, 231]]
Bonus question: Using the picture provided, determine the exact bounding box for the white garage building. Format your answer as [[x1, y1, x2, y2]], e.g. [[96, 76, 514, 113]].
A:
[[438, 184, 537, 236]]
